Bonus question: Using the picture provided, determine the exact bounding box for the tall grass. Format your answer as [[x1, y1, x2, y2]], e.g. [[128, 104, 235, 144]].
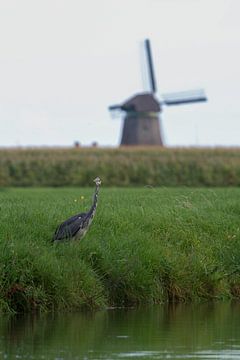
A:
[[1, 147, 240, 186], [0, 187, 240, 313]]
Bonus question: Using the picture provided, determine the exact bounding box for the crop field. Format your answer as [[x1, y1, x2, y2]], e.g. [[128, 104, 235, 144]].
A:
[[0, 186, 240, 313], [1, 147, 240, 186]]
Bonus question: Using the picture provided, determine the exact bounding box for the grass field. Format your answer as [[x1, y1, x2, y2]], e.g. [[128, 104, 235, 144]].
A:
[[0, 186, 240, 313]]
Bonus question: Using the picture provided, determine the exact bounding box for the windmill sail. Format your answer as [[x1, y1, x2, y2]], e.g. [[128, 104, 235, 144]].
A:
[[162, 89, 207, 105], [145, 39, 157, 93]]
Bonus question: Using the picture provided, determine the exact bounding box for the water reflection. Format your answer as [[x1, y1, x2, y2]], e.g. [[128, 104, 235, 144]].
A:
[[0, 302, 240, 359]]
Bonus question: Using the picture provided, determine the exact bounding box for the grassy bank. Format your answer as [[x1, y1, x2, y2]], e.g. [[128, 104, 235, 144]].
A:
[[1, 147, 240, 186], [0, 187, 240, 313]]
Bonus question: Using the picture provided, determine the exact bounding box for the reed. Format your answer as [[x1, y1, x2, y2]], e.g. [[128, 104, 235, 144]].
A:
[[1, 147, 240, 186]]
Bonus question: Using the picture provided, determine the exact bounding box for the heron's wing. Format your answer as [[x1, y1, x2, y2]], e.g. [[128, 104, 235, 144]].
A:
[[53, 212, 87, 241]]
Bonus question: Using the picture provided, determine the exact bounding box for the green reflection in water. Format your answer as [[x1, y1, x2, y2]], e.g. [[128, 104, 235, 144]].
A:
[[0, 302, 240, 359]]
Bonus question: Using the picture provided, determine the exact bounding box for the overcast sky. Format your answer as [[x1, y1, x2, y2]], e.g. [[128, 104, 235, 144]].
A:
[[0, 0, 239, 147]]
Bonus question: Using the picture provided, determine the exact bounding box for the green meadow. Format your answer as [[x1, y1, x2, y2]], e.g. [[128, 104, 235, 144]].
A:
[[0, 187, 240, 313]]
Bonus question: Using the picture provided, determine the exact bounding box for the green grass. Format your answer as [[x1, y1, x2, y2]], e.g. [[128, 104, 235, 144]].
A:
[[0, 187, 240, 313], [1, 147, 240, 186]]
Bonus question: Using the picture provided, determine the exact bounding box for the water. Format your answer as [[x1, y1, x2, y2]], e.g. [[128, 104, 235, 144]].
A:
[[1, 302, 240, 359]]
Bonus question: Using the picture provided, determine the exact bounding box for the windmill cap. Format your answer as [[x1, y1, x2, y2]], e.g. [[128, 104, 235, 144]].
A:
[[110, 93, 161, 113]]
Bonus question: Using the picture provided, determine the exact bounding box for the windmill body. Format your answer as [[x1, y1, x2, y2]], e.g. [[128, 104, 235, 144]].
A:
[[112, 93, 163, 145], [109, 39, 207, 146]]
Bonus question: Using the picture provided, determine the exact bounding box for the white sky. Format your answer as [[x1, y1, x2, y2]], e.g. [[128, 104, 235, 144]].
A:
[[0, 0, 239, 147]]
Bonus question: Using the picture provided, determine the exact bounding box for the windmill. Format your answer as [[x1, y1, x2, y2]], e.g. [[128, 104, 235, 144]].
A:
[[109, 39, 207, 146]]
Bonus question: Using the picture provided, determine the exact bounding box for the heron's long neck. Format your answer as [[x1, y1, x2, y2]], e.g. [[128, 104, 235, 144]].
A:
[[89, 184, 100, 216]]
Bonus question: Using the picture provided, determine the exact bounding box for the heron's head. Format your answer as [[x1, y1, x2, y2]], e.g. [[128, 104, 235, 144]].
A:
[[93, 177, 101, 186]]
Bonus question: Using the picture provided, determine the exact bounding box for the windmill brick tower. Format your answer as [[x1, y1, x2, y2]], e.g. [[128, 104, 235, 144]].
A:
[[109, 39, 207, 146]]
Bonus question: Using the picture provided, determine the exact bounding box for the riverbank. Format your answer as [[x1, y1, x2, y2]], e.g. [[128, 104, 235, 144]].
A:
[[0, 187, 240, 313]]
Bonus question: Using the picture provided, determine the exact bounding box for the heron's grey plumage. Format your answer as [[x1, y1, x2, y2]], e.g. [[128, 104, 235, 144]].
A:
[[53, 177, 101, 243]]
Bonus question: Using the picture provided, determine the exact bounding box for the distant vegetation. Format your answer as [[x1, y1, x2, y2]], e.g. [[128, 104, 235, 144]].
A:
[[0, 187, 240, 313], [1, 147, 240, 187]]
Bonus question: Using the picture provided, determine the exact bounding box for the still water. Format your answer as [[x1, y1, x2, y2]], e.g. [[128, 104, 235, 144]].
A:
[[1, 303, 240, 359]]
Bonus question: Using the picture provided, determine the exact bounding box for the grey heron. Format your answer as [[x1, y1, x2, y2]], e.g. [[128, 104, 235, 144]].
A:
[[53, 177, 101, 243]]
